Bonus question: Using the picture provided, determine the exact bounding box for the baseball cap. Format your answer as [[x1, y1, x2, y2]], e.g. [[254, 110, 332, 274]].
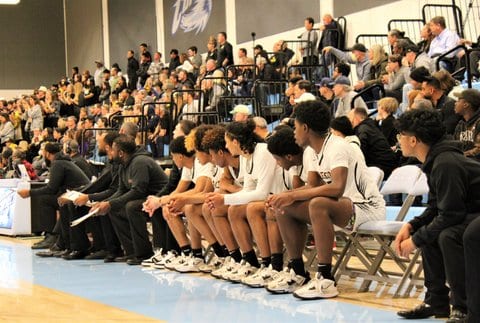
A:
[[331, 76, 351, 86], [230, 104, 251, 115], [453, 89, 480, 109], [316, 77, 334, 88], [95, 60, 104, 65], [350, 43, 367, 53], [38, 86, 48, 92], [404, 43, 419, 54]]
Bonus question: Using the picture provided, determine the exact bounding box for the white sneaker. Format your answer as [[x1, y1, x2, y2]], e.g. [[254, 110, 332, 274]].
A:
[[227, 261, 258, 283], [198, 255, 224, 273], [175, 255, 204, 273], [242, 264, 279, 288], [141, 249, 163, 267], [164, 253, 188, 271], [153, 251, 177, 269], [293, 273, 338, 299], [265, 268, 308, 294], [211, 257, 239, 280]]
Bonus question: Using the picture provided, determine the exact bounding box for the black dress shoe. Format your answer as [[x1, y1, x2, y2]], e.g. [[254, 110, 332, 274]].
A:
[[50, 244, 63, 252], [35, 250, 55, 257], [397, 303, 450, 319], [85, 250, 108, 260], [31, 234, 57, 250], [126, 257, 144, 266], [446, 309, 467, 323], [54, 250, 71, 258], [112, 255, 133, 263], [62, 250, 88, 260]]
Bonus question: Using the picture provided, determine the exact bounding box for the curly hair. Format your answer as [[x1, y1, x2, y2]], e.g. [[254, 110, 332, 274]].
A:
[[185, 125, 214, 152], [202, 125, 227, 152], [295, 100, 331, 135], [267, 127, 302, 156], [395, 108, 445, 145], [225, 119, 263, 154], [170, 136, 195, 157]]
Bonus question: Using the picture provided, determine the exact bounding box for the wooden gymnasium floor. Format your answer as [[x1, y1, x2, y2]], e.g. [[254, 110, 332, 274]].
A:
[[0, 236, 441, 322]]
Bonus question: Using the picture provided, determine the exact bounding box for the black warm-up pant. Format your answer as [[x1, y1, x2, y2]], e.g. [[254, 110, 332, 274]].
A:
[[31, 194, 58, 234], [463, 215, 480, 323], [125, 200, 180, 258], [420, 216, 476, 313]]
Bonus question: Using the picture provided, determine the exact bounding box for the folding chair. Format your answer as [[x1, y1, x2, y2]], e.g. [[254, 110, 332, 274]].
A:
[[353, 165, 428, 296], [331, 167, 384, 278]]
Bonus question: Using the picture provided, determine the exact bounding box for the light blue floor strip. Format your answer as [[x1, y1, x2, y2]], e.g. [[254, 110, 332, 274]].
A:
[[0, 240, 440, 322]]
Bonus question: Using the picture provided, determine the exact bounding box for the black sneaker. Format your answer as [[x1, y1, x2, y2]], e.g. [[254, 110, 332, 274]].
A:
[[85, 250, 108, 260], [446, 309, 467, 323], [31, 234, 57, 250], [397, 303, 450, 319]]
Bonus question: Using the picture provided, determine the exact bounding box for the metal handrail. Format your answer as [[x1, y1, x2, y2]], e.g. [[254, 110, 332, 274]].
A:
[[435, 44, 470, 87], [351, 84, 386, 110]]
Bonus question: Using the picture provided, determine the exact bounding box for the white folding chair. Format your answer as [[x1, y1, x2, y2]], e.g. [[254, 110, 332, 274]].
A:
[[332, 167, 384, 277], [334, 165, 428, 297]]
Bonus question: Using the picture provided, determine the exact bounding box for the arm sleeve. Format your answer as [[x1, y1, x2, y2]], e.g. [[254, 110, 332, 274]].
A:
[[107, 161, 151, 211], [412, 159, 468, 247], [30, 163, 63, 196], [224, 148, 276, 205], [329, 48, 354, 64]]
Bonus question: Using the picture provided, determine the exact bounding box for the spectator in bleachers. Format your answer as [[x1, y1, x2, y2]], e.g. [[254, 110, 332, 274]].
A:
[[187, 46, 202, 77], [376, 97, 399, 147], [428, 16, 462, 72], [119, 89, 135, 107], [395, 108, 480, 322], [318, 14, 341, 54], [217, 31, 234, 68], [383, 54, 409, 102], [355, 44, 388, 91], [136, 51, 152, 88], [349, 107, 398, 177], [421, 75, 460, 134], [331, 76, 368, 118], [418, 24, 434, 54], [230, 105, 250, 122], [147, 51, 163, 83], [325, 43, 371, 86], [252, 116, 270, 140], [0, 112, 15, 146], [317, 77, 335, 109], [24, 96, 44, 136], [300, 17, 319, 65], [332, 62, 351, 80], [453, 89, 480, 154], [388, 29, 414, 49], [127, 50, 139, 91], [253, 44, 269, 62], [404, 44, 433, 74], [168, 49, 181, 74], [176, 53, 194, 74], [206, 36, 217, 62], [94, 60, 105, 88]]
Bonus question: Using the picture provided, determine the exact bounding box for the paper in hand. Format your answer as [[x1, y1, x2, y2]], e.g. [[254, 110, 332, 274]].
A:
[[70, 208, 99, 227]]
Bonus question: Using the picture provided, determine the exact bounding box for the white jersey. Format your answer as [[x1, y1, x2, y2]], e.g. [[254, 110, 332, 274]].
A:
[[302, 146, 317, 182], [181, 158, 216, 184], [227, 162, 244, 187], [212, 166, 224, 190], [310, 134, 385, 223], [224, 143, 276, 205]]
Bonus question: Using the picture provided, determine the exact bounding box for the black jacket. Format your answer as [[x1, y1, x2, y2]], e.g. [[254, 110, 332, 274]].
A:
[[156, 163, 182, 197], [376, 114, 398, 147], [354, 118, 398, 177], [30, 153, 90, 197], [435, 94, 461, 135], [107, 147, 168, 211], [217, 41, 234, 68], [80, 161, 120, 202], [71, 154, 93, 179], [453, 109, 480, 152], [127, 57, 139, 78], [410, 140, 480, 247]]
